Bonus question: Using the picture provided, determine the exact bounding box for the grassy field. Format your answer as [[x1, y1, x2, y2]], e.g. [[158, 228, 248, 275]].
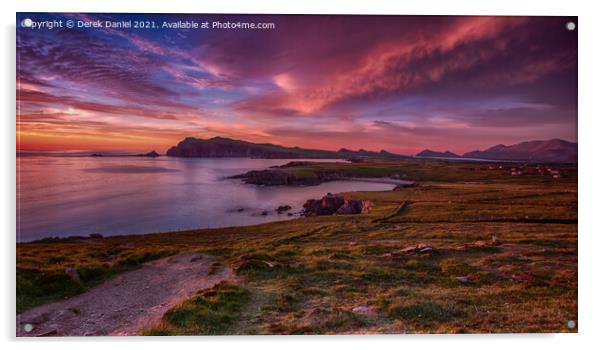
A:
[[16, 159, 577, 334]]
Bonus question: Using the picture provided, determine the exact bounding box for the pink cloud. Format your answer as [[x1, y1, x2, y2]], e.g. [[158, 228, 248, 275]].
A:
[[223, 17, 573, 117]]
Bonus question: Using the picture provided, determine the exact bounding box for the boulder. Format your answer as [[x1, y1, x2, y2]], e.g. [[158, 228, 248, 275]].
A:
[[335, 199, 373, 214], [352, 306, 376, 316], [455, 276, 474, 283], [393, 243, 436, 256], [473, 240, 489, 247], [189, 254, 203, 262], [393, 182, 417, 190], [276, 205, 292, 213], [473, 236, 503, 247], [419, 247, 434, 254], [302, 193, 373, 216]]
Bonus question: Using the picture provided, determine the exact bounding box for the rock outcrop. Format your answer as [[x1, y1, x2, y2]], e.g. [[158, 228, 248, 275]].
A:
[[276, 205, 292, 213], [302, 193, 373, 216], [391, 243, 436, 256], [393, 182, 417, 190], [138, 150, 160, 157]]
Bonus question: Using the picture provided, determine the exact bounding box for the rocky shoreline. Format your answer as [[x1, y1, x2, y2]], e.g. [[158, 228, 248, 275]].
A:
[[229, 162, 416, 188], [230, 170, 416, 188], [229, 169, 343, 186], [228, 164, 417, 218]]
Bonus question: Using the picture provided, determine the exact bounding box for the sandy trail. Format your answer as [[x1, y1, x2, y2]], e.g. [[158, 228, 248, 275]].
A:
[[16, 253, 233, 337]]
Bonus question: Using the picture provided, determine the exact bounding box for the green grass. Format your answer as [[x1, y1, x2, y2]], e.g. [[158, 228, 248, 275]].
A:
[[17, 268, 84, 313], [439, 259, 477, 276], [388, 301, 465, 323], [321, 310, 368, 333], [16, 247, 177, 313], [144, 282, 251, 335]]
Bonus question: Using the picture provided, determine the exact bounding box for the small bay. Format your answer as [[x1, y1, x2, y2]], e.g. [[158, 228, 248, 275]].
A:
[[17, 156, 393, 242]]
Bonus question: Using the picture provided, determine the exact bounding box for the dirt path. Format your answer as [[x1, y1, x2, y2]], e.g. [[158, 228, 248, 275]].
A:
[[16, 253, 234, 337]]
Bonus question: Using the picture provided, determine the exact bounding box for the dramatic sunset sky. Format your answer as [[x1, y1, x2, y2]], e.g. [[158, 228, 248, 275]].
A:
[[16, 14, 577, 155]]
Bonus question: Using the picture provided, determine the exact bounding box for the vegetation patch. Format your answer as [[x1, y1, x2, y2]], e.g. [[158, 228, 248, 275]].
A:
[[144, 282, 251, 335], [17, 268, 84, 314], [360, 266, 427, 285], [388, 301, 465, 323], [439, 259, 477, 276], [16, 248, 177, 313]]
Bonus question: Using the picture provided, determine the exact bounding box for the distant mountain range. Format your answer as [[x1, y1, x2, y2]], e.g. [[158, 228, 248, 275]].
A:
[[166, 137, 577, 163], [417, 139, 577, 163], [415, 150, 460, 158], [166, 137, 406, 159]]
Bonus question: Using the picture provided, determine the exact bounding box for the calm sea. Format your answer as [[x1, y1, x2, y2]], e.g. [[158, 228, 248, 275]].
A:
[[16, 156, 393, 242]]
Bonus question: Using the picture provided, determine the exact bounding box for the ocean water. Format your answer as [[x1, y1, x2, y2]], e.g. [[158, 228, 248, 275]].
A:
[[16, 156, 394, 242]]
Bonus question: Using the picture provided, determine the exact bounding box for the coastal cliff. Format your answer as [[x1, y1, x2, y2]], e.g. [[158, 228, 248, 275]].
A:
[[166, 136, 406, 159], [167, 137, 340, 158]]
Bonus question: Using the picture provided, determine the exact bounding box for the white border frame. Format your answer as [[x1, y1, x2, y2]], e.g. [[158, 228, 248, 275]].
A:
[[3, 1, 601, 349]]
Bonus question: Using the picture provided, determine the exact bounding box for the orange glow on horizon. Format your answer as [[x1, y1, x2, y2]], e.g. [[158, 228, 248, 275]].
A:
[[16, 132, 180, 153]]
